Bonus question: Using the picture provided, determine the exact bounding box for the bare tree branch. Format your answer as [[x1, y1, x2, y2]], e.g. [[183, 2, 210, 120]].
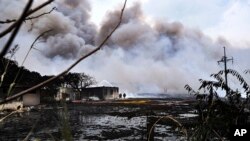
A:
[[22, 29, 52, 66], [0, 0, 33, 59], [27, 7, 56, 20], [0, 7, 56, 24], [244, 70, 250, 74], [0, 0, 127, 104], [0, 0, 54, 38]]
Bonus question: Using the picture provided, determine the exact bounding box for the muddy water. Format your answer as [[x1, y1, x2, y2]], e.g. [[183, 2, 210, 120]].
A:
[[0, 101, 196, 141]]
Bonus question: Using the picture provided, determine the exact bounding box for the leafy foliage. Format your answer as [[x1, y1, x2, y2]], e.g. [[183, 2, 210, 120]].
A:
[[185, 69, 250, 140], [0, 58, 42, 86], [62, 72, 96, 92]]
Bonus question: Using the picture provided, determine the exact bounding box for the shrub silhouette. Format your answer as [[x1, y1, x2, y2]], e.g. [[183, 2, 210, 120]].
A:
[[185, 69, 250, 140]]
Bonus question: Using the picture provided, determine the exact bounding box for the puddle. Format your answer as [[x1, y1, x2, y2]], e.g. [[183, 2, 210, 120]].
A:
[[179, 113, 198, 118]]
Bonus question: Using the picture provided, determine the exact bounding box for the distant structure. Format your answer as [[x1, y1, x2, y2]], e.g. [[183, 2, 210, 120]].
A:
[[56, 80, 119, 101], [0, 84, 40, 107], [55, 87, 78, 101], [81, 86, 119, 100], [164, 88, 168, 94], [83, 80, 119, 100]]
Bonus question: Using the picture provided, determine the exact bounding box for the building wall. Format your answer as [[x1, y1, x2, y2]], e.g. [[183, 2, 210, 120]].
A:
[[0, 86, 40, 106], [55, 87, 119, 101], [81, 87, 119, 100], [23, 93, 40, 106], [56, 87, 79, 101]]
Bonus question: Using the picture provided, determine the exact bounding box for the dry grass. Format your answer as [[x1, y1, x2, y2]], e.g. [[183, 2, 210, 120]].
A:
[[120, 100, 150, 105]]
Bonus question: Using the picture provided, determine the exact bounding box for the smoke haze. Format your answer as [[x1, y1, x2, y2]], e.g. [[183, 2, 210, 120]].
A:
[[0, 0, 250, 96]]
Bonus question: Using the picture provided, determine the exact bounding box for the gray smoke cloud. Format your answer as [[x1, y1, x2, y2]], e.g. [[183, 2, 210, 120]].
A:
[[84, 2, 250, 95], [0, 1, 250, 96], [95, 2, 144, 46], [24, 0, 96, 59]]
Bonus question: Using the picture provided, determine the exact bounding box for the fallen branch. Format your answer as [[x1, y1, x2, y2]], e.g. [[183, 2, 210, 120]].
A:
[[0, 0, 127, 104]]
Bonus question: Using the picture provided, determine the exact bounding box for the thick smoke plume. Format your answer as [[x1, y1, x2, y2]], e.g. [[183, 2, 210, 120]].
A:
[[0, 1, 250, 96], [16, 0, 96, 59]]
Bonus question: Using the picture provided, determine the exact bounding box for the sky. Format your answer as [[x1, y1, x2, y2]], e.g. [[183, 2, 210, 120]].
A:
[[1, 0, 250, 96]]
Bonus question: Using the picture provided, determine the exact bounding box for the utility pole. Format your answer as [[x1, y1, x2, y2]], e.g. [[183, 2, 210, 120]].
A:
[[218, 47, 233, 96]]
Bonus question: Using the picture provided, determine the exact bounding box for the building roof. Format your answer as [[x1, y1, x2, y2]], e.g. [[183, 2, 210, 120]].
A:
[[88, 80, 114, 88]]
